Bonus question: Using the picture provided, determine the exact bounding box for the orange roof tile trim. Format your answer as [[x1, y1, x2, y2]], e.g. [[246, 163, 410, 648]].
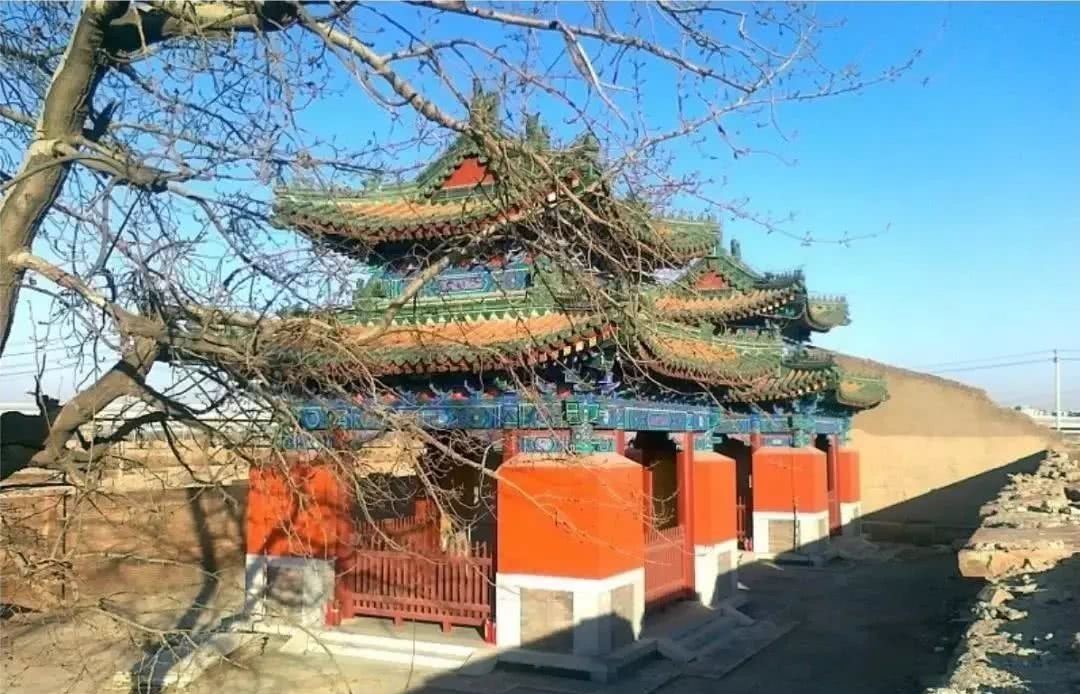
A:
[[652, 287, 799, 320], [268, 312, 614, 376]]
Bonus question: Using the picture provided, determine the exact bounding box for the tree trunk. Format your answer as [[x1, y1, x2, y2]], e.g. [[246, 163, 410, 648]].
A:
[[29, 337, 158, 470], [0, 5, 121, 354]]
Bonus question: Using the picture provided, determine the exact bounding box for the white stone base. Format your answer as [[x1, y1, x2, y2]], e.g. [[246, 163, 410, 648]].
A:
[[245, 553, 335, 627], [693, 539, 738, 607], [275, 625, 482, 670], [752, 510, 830, 558], [494, 568, 645, 657], [840, 502, 862, 536]]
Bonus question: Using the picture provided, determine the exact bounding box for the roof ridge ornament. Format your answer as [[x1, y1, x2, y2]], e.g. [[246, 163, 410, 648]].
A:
[[524, 112, 551, 149], [574, 131, 601, 159], [469, 78, 500, 129]]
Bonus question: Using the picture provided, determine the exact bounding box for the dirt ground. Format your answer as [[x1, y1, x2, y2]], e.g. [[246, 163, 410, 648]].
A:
[[2, 544, 978, 694], [656, 546, 979, 694], [0, 568, 249, 694]]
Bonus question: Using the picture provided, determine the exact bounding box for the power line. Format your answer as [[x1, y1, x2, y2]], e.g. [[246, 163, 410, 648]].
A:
[[914, 348, 1080, 370], [0, 358, 111, 380], [1, 344, 87, 359], [1, 351, 103, 370], [930, 358, 1052, 374], [914, 350, 1054, 370]]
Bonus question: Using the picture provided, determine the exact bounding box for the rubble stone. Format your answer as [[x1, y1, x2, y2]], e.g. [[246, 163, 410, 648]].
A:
[[931, 449, 1080, 694], [987, 587, 1013, 607]]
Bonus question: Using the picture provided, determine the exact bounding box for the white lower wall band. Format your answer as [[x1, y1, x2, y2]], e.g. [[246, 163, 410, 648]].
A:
[[840, 502, 862, 536], [245, 553, 335, 627], [494, 568, 645, 655], [693, 539, 738, 606], [751, 510, 830, 556]]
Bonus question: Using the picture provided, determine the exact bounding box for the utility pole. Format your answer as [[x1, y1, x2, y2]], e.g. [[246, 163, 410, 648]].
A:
[[1054, 348, 1062, 431]]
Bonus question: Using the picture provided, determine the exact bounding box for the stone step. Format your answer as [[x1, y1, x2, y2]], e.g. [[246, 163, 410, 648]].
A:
[[676, 615, 740, 655], [666, 604, 754, 657], [684, 620, 797, 679]]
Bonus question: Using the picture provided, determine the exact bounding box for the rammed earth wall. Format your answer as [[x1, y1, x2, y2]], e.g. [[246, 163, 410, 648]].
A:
[[836, 354, 1062, 543], [0, 479, 246, 610]]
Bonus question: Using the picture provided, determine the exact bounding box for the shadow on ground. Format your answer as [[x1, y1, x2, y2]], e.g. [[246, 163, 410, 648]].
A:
[[392, 545, 979, 694], [13, 447, 1053, 693]]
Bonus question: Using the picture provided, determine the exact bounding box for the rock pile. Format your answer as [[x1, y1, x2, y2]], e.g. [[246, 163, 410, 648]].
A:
[[982, 450, 1080, 530], [930, 449, 1080, 693]]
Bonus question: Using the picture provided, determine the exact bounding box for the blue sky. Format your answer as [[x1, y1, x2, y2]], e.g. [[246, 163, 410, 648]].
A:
[[2, 2, 1078, 410], [709, 2, 1080, 409]]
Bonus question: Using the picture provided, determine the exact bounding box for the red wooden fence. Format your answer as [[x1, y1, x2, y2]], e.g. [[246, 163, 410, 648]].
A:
[[644, 524, 689, 605], [337, 506, 493, 633], [340, 541, 494, 632]]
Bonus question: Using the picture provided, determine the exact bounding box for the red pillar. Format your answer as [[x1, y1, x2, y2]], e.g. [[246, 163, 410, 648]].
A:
[[691, 452, 737, 546], [246, 457, 349, 626], [836, 447, 862, 535], [676, 433, 696, 589], [690, 451, 738, 604], [748, 432, 762, 550], [502, 429, 518, 459], [826, 435, 842, 536], [642, 465, 655, 527], [331, 467, 352, 626], [495, 453, 646, 652], [837, 448, 861, 504]]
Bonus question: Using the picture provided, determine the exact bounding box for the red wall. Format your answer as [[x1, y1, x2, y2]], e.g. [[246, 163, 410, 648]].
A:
[[692, 451, 737, 545], [246, 460, 348, 559], [497, 456, 644, 579], [751, 447, 828, 514]]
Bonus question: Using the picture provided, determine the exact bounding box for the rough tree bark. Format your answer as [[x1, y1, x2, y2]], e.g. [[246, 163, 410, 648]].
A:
[[0, 1, 300, 354], [0, 3, 122, 353]]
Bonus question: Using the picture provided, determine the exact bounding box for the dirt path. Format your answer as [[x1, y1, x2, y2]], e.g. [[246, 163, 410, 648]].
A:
[[653, 547, 979, 694]]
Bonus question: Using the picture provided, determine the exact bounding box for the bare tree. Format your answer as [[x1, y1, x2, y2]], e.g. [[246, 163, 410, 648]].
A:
[[0, 0, 912, 467], [0, 1, 913, 687]]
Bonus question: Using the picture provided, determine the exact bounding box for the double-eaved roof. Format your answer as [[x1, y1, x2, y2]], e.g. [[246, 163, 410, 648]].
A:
[[255, 88, 883, 410]]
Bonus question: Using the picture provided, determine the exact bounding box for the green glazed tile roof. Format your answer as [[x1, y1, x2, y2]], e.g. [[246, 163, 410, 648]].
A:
[[259, 310, 614, 377], [223, 303, 884, 408], [274, 187, 516, 242], [804, 295, 852, 331], [637, 323, 785, 385], [242, 87, 882, 410], [649, 286, 801, 322], [834, 371, 889, 408]]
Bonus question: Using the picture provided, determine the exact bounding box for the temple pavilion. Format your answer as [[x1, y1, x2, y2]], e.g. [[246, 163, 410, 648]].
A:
[[242, 88, 886, 668]]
